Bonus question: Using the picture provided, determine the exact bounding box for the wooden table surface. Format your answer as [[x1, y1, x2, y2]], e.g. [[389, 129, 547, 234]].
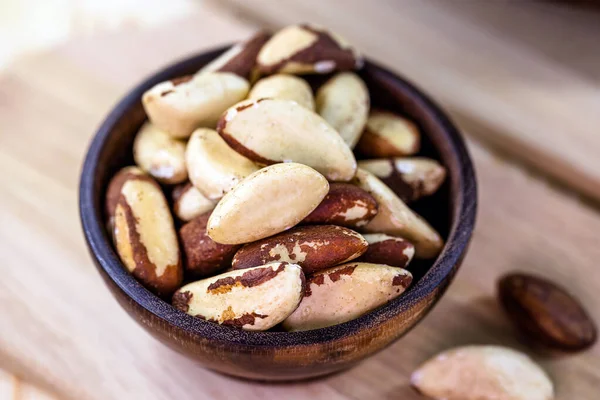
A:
[[1, 2, 599, 399]]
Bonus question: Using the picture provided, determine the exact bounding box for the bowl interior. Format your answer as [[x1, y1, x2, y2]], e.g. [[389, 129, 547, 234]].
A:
[[80, 46, 476, 346]]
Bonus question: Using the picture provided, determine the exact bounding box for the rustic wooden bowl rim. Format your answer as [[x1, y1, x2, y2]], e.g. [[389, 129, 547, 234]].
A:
[[79, 45, 477, 348]]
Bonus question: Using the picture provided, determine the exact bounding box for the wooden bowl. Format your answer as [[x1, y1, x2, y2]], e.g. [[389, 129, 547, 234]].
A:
[[79, 46, 477, 381]]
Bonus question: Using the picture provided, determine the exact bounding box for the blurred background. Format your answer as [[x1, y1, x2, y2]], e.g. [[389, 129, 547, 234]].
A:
[[0, 0, 198, 69], [1, 0, 599, 399]]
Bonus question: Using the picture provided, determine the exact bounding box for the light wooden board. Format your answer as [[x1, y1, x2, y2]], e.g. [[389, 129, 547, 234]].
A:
[[213, 0, 600, 204], [0, 370, 57, 400], [1, 4, 599, 400]]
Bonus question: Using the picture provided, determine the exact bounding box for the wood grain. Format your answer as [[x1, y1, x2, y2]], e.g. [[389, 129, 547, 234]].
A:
[[0, 370, 57, 400], [1, 4, 599, 400], [212, 0, 600, 204]]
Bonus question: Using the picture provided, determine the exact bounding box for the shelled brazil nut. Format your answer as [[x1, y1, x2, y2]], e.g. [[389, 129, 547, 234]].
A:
[[185, 127, 259, 200], [302, 183, 378, 228], [248, 74, 315, 110], [196, 31, 271, 82], [358, 157, 446, 203], [179, 211, 240, 279], [356, 234, 415, 269], [104, 24, 452, 332], [316, 72, 370, 148], [282, 262, 412, 331], [232, 225, 368, 274], [133, 122, 187, 184], [143, 72, 250, 138], [498, 273, 597, 352], [411, 346, 554, 400], [105, 167, 182, 297], [171, 182, 216, 222], [356, 109, 421, 158], [354, 168, 443, 259], [173, 262, 305, 331], [207, 163, 329, 244], [217, 98, 357, 181], [256, 24, 362, 75]]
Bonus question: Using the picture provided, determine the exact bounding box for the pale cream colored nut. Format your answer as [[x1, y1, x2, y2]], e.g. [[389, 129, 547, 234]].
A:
[[132, 122, 187, 184], [207, 163, 329, 245], [282, 262, 412, 331], [196, 31, 270, 81], [142, 72, 250, 139], [356, 234, 415, 269], [185, 128, 259, 200], [356, 110, 420, 157], [353, 168, 443, 259], [358, 157, 446, 203], [105, 167, 182, 297], [218, 98, 357, 181], [172, 182, 216, 222], [232, 225, 368, 275], [248, 74, 315, 110], [302, 183, 378, 229], [179, 211, 240, 278], [257, 24, 362, 75], [316, 72, 369, 148], [172, 262, 305, 331], [411, 345, 554, 400]]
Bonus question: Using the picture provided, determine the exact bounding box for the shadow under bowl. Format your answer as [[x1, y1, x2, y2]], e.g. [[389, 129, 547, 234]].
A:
[[79, 46, 477, 381]]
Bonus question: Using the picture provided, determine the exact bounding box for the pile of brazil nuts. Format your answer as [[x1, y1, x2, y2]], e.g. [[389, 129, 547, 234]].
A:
[[105, 24, 448, 332]]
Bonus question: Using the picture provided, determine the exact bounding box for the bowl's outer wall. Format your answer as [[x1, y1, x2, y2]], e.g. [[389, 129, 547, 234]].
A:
[[80, 47, 477, 381]]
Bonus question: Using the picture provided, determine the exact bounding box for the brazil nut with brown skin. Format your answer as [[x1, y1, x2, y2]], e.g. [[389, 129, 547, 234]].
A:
[[353, 168, 443, 259], [179, 212, 240, 279], [172, 262, 305, 331], [196, 31, 270, 81], [232, 225, 368, 274], [356, 234, 415, 269], [358, 157, 446, 203], [356, 109, 420, 157], [105, 166, 146, 228], [256, 24, 362, 75], [217, 98, 357, 181], [142, 72, 250, 139], [105, 167, 182, 297], [283, 262, 412, 331], [302, 183, 378, 229], [498, 273, 597, 351]]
